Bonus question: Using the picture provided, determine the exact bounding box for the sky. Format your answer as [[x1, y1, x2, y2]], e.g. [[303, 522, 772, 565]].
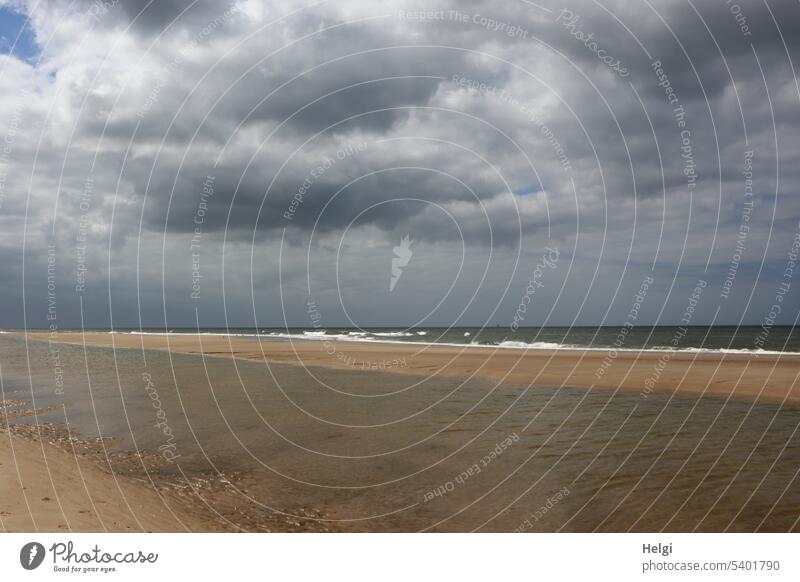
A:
[[0, 4, 36, 61], [0, 0, 798, 330]]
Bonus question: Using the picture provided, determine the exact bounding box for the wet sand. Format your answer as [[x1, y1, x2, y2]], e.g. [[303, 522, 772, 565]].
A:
[[23, 332, 800, 403], [1, 414, 335, 533], [2, 332, 799, 532]]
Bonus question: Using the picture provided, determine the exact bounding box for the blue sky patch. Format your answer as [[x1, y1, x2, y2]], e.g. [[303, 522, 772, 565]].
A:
[[514, 183, 544, 196], [0, 5, 39, 63]]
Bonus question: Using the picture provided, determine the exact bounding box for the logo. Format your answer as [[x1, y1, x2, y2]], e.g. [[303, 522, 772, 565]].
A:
[[390, 234, 414, 292], [20, 542, 46, 570]]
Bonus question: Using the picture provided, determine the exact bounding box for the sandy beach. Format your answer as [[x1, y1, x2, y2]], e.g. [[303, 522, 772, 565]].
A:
[[0, 427, 216, 532], [2, 331, 799, 532], [0, 420, 334, 533], [23, 332, 800, 404]]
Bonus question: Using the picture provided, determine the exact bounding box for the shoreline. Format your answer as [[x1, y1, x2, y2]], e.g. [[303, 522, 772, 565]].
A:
[[96, 331, 800, 356], [3, 333, 799, 532], [21, 331, 800, 404], [0, 419, 335, 533], [9, 328, 800, 356], [0, 424, 218, 532]]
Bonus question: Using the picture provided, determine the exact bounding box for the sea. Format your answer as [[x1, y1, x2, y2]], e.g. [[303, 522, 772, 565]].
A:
[[27, 325, 800, 353]]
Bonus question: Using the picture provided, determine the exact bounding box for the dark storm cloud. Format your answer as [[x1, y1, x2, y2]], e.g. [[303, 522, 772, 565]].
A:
[[113, 0, 239, 34], [139, 140, 514, 241], [2, 0, 800, 328]]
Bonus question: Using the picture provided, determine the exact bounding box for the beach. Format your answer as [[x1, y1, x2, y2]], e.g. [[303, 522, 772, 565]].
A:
[[22, 331, 800, 403], [2, 332, 799, 532], [0, 426, 215, 532], [1, 413, 332, 533]]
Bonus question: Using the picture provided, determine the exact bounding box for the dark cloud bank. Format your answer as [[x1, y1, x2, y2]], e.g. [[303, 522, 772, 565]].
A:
[[0, 0, 798, 329]]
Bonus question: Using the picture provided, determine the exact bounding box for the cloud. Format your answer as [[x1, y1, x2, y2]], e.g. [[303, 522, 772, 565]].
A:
[[0, 0, 798, 328]]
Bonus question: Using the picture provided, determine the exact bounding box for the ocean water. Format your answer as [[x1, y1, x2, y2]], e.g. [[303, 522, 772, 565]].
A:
[[1, 333, 798, 532], [38, 325, 800, 353]]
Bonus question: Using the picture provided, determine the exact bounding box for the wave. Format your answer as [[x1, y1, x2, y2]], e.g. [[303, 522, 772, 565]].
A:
[[493, 341, 797, 355], [125, 330, 256, 337], [100, 329, 800, 355], [255, 333, 799, 354], [497, 341, 566, 349]]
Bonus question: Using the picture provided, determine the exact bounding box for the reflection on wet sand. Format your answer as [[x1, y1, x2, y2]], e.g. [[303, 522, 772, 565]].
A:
[[1, 334, 799, 532]]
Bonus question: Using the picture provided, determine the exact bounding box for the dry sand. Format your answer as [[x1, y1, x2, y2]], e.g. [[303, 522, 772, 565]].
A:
[[0, 427, 218, 532], [24, 331, 800, 403], [0, 420, 333, 533]]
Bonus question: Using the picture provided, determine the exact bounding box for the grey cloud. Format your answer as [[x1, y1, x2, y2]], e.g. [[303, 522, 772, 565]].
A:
[[2, 0, 800, 328]]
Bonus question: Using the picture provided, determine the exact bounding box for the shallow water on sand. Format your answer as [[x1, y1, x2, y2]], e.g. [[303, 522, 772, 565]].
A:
[[2, 335, 799, 531]]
